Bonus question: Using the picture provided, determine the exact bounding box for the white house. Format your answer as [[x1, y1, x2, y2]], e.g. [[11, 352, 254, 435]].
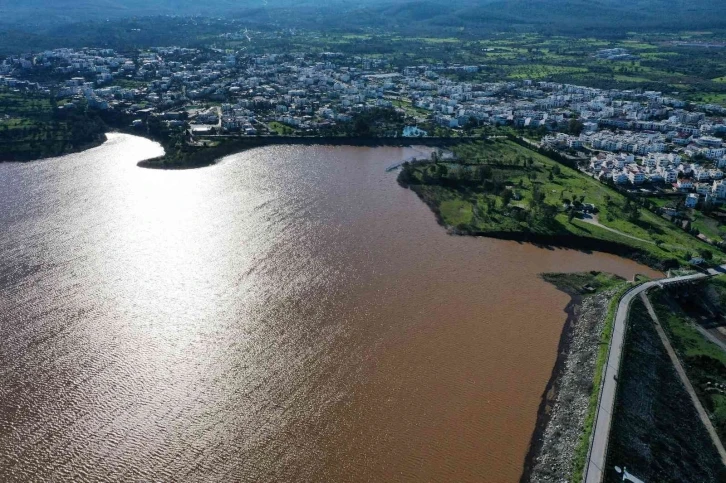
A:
[[614, 171, 629, 184], [662, 169, 679, 183], [713, 180, 726, 200], [678, 163, 693, 175], [628, 170, 645, 185], [704, 147, 726, 159], [694, 168, 711, 182], [677, 179, 694, 191]]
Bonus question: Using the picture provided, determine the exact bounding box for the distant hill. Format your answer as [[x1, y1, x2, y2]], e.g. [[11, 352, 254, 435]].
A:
[[6, 0, 724, 31], [1, 0, 726, 47], [348, 0, 726, 34], [0, 0, 349, 26], [464, 0, 726, 32]]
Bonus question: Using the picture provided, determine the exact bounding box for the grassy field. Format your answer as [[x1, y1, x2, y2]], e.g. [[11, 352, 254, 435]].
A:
[[390, 98, 430, 118], [267, 121, 296, 135], [399, 138, 723, 268], [691, 210, 726, 242], [506, 64, 588, 80], [645, 196, 726, 244]]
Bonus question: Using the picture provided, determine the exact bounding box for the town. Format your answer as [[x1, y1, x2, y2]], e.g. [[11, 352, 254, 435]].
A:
[[4, 42, 726, 239]]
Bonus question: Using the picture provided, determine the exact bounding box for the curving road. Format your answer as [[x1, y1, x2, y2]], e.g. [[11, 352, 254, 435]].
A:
[[583, 264, 726, 483]]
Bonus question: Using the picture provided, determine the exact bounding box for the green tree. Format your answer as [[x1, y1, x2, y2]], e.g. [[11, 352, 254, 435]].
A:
[[541, 203, 558, 222], [627, 207, 641, 223], [568, 118, 584, 136]]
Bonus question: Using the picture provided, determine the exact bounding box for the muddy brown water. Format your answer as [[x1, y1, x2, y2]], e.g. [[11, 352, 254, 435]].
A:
[[0, 134, 660, 482]]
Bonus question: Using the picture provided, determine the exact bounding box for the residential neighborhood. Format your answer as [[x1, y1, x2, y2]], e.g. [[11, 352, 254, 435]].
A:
[[4, 44, 726, 216]]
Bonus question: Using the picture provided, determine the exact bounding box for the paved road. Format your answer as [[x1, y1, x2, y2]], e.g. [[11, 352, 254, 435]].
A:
[[584, 265, 726, 483], [640, 292, 726, 464]]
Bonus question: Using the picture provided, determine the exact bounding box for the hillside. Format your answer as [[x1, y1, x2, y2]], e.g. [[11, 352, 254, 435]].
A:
[[3, 0, 726, 34]]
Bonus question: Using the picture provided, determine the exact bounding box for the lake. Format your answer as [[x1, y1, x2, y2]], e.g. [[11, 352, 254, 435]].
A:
[[0, 133, 659, 482]]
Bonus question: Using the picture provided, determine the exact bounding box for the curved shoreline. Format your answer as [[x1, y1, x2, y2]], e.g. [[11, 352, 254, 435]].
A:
[[136, 135, 470, 170], [399, 178, 669, 271], [465, 230, 667, 270], [520, 287, 581, 482], [2, 133, 671, 481], [0, 133, 108, 163]]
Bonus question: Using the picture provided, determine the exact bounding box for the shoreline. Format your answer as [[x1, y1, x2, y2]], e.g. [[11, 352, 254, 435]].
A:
[[2, 130, 669, 480], [521, 275, 624, 482], [6, 131, 674, 274], [465, 230, 665, 270], [398, 177, 668, 271], [520, 287, 580, 483], [136, 135, 471, 170], [0, 133, 108, 163]]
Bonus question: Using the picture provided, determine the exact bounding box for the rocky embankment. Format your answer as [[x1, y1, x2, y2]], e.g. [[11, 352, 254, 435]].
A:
[[522, 283, 616, 482]]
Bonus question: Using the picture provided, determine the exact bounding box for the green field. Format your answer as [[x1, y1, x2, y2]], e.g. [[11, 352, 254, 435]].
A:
[[399, 138, 722, 269], [390, 98, 430, 117], [541, 271, 627, 296], [267, 121, 297, 135]]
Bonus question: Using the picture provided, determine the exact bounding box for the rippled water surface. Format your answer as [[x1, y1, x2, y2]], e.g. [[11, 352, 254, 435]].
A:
[[0, 133, 659, 482]]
